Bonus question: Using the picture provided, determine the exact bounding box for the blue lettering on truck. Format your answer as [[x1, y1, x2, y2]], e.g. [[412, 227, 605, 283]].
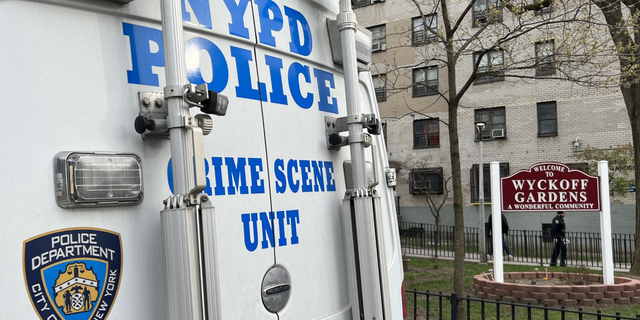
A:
[[167, 157, 336, 196], [128, 1, 338, 253], [241, 210, 299, 252], [123, 0, 337, 113], [185, 37, 229, 93], [223, 0, 251, 38], [182, 0, 312, 54], [122, 23, 165, 87], [165, 157, 329, 251], [182, 0, 212, 30]]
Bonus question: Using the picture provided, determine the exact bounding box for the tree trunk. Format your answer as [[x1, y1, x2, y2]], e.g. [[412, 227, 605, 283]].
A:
[[620, 83, 640, 274], [448, 99, 466, 305], [591, 0, 640, 275], [440, 0, 465, 314]]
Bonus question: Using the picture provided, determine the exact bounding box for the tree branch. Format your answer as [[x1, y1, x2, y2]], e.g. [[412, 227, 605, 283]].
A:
[[503, 0, 553, 13]]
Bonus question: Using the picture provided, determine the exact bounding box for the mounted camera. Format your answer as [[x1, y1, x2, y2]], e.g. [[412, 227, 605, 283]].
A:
[[184, 83, 228, 116]]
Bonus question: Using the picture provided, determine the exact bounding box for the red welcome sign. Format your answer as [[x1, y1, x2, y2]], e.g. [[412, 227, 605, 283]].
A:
[[501, 162, 600, 212]]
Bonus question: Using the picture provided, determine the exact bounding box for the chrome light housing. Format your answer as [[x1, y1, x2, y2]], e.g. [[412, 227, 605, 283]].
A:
[[54, 152, 143, 208]]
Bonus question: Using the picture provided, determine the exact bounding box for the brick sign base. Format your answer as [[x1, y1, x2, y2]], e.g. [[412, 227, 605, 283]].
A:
[[472, 273, 640, 307]]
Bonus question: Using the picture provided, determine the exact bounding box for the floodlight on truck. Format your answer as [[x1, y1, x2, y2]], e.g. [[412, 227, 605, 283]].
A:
[[326, 19, 373, 71], [54, 152, 143, 208]]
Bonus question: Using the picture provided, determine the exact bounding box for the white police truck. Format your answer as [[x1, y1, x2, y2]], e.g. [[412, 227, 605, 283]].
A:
[[1, 0, 404, 319]]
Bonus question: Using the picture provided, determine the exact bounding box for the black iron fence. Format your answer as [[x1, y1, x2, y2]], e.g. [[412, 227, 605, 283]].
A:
[[405, 289, 640, 320], [400, 222, 636, 268], [400, 223, 479, 259]]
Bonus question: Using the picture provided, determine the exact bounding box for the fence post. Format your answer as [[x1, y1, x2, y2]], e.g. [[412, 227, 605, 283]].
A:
[[524, 230, 529, 258], [539, 233, 544, 265], [623, 235, 628, 267], [435, 228, 439, 258], [452, 226, 455, 246], [475, 228, 479, 260], [450, 292, 458, 320]]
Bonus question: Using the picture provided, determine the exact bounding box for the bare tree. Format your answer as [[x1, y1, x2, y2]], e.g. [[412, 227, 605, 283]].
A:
[[424, 174, 452, 259], [426, 175, 452, 230], [397, 156, 452, 258], [588, 0, 640, 275], [373, 0, 601, 310]]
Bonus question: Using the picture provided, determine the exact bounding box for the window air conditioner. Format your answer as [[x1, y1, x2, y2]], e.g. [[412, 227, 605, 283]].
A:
[[372, 42, 381, 52], [492, 129, 505, 138]]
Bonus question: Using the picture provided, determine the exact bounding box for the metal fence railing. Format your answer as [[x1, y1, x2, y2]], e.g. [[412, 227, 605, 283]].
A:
[[400, 222, 636, 268], [405, 289, 640, 320], [400, 223, 479, 259]]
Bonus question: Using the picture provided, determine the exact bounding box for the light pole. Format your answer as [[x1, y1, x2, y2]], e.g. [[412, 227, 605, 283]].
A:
[[476, 122, 487, 264]]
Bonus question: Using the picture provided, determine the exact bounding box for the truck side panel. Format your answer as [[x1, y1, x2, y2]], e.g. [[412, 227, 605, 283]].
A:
[[0, 0, 403, 318]]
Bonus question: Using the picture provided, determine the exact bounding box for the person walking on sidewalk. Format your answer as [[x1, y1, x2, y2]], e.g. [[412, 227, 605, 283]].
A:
[[550, 211, 567, 266], [487, 213, 512, 261]]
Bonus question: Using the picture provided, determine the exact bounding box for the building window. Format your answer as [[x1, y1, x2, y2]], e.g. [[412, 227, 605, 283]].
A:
[[412, 14, 437, 45], [470, 162, 509, 203], [473, 0, 502, 27], [413, 66, 438, 97], [410, 168, 443, 195], [373, 74, 387, 102], [413, 118, 440, 148], [369, 24, 386, 52], [353, 0, 385, 8], [535, 40, 556, 76], [475, 107, 506, 140], [537, 101, 557, 136], [473, 50, 504, 83]]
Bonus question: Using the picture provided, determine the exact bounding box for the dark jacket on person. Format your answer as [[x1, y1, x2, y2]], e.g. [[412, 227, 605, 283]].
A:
[[550, 215, 566, 239], [487, 214, 509, 236]]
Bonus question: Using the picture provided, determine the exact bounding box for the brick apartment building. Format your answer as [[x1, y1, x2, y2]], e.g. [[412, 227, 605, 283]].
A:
[[353, 0, 636, 234]]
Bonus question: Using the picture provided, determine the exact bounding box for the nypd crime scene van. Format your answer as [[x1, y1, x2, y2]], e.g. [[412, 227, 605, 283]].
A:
[[0, 0, 404, 318]]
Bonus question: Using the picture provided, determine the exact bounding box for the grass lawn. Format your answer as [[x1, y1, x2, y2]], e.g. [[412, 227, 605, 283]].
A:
[[403, 256, 640, 319]]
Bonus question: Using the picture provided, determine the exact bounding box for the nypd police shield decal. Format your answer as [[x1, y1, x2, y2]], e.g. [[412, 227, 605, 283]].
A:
[[23, 228, 122, 320]]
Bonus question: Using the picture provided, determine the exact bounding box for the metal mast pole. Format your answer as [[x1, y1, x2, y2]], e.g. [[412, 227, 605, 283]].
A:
[[162, 0, 193, 193], [338, 0, 366, 188], [160, 0, 205, 318], [337, 1, 385, 319], [476, 124, 486, 264]]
